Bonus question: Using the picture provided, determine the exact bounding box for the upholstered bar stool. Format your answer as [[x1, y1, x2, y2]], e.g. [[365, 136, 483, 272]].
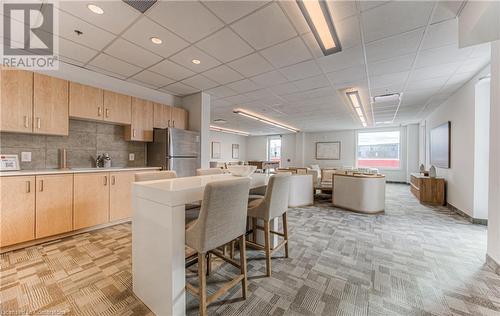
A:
[[246, 173, 291, 277], [186, 178, 251, 316], [196, 168, 224, 176]]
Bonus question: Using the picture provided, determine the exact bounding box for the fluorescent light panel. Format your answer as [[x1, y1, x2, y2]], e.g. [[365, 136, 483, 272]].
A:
[[233, 109, 299, 133], [210, 125, 250, 136], [297, 0, 341, 56], [346, 91, 367, 127]]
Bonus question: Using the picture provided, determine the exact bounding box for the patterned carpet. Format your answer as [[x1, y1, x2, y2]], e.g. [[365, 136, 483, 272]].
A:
[[1, 184, 499, 315]]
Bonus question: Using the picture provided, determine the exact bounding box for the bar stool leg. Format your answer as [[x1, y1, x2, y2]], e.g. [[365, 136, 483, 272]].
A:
[[206, 252, 212, 276], [252, 217, 257, 243], [239, 235, 248, 298], [198, 252, 207, 316], [283, 212, 289, 258], [264, 220, 271, 277]]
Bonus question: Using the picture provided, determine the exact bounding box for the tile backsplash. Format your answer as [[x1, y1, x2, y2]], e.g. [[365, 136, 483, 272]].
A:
[[0, 119, 147, 170]]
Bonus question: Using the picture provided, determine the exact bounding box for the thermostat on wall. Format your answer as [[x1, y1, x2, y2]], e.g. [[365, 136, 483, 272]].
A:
[[0, 154, 20, 171]]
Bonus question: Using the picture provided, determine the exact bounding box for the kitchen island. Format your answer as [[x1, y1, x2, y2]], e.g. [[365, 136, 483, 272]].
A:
[[132, 173, 269, 316]]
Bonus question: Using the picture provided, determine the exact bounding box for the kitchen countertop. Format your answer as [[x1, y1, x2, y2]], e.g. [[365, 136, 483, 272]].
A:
[[0, 167, 161, 177]]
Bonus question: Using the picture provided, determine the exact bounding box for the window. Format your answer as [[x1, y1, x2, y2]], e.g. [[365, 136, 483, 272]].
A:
[[357, 131, 400, 169], [268, 136, 281, 163]]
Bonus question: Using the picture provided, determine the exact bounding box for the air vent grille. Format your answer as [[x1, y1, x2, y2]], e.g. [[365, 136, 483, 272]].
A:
[[122, 0, 157, 13]]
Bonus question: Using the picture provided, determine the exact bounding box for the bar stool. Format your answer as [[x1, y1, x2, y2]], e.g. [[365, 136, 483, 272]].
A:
[[186, 178, 250, 316], [246, 173, 291, 277]]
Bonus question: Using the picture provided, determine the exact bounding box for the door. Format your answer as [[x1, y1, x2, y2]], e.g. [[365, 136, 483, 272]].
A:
[[33, 73, 69, 135], [109, 171, 135, 221], [69, 82, 103, 121], [153, 103, 171, 128], [171, 107, 188, 129], [169, 157, 200, 177], [0, 176, 35, 247], [104, 90, 131, 124], [168, 128, 200, 157], [74, 173, 110, 230], [0, 67, 33, 133], [125, 97, 153, 142], [35, 174, 73, 238]]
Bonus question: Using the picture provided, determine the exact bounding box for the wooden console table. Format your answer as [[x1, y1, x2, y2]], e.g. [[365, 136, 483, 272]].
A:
[[410, 173, 446, 205]]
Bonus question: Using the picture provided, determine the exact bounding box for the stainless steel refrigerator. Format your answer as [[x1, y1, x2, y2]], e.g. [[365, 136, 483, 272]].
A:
[[147, 128, 201, 177]]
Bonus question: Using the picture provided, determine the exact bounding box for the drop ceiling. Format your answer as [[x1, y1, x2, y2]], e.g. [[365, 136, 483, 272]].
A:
[[1, 1, 491, 135]]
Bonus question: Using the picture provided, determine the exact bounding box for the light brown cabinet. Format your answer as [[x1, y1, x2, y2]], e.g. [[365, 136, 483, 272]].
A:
[[125, 97, 154, 142], [171, 107, 188, 129], [109, 171, 135, 221], [69, 82, 103, 121], [73, 173, 110, 230], [154, 102, 171, 129], [103, 90, 131, 124], [35, 174, 73, 239], [33, 73, 69, 135], [0, 68, 33, 133], [0, 176, 35, 247]]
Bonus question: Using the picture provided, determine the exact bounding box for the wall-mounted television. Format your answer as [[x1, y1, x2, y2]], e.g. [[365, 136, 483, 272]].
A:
[[430, 121, 451, 168]]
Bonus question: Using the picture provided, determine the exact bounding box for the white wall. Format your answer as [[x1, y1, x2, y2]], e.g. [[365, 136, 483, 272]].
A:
[[421, 65, 490, 217], [246, 136, 268, 161], [182, 92, 211, 168], [407, 124, 420, 182], [209, 131, 247, 162]]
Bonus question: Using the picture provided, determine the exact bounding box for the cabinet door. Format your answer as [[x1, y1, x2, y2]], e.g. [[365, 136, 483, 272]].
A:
[[74, 173, 110, 230], [69, 82, 103, 121], [33, 73, 69, 135], [0, 176, 35, 247], [125, 97, 154, 142], [0, 68, 33, 133], [35, 174, 73, 238], [104, 90, 131, 125], [153, 102, 171, 129], [171, 107, 188, 130], [109, 172, 135, 221]]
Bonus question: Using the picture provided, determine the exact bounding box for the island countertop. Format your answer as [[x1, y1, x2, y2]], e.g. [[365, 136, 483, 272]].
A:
[[0, 166, 161, 177]]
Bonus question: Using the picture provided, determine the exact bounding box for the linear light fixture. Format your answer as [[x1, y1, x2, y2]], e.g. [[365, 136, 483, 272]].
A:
[[233, 109, 299, 133], [210, 125, 250, 136], [297, 0, 341, 56], [346, 91, 367, 127]]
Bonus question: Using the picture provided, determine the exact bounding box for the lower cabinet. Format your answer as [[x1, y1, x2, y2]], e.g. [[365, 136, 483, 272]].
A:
[[109, 171, 135, 221], [74, 173, 110, 230], [35, 174, 73, 238], [0, 176, 35, 247]]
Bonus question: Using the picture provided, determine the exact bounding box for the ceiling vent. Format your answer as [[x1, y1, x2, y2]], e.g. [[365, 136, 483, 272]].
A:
[[122, 0, 157, 13], [372, 93, 401, 104]]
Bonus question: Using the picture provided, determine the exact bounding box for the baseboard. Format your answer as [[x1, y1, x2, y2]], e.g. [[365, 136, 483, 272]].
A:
[[386, 181, 409, 184], [447, 203, 487, 226], [486, 254, 500, 275]]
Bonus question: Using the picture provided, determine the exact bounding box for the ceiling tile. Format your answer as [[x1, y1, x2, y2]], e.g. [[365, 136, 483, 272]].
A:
[[196, 28, 254, 63], [88, 54, 141, 78], [202, 65, 244, 85], [260, 37, 311, 68], [280, 60, 322, 81], [277, 1, 310, 35], [59, 37, 97, 65], [456, 57, 489, 74], [121, 17, 189, 58], [268, 82, 299, 95], [316, 45, 365, 73], [447, 71, 476, 86], [149, 59, 195, 81], [293, 74, 330, 92], [205, 86, 238, 99], [422, 19, 458, 50], [129, 70, 175, 89], [470, 42, 491, 59], [203, 1, 269, 24], [406, 76, 448, 91], [370, 71, 409, 89], [410, 62, 461, 81], [231, 3, 297, 50], [301, 32, 325, 59], [227, 79, 261, 93], [358, 1, 391, 12], [365, 28, 424, 62], [227, 53, 274, 77], [58, 1, 139, 35], [326, 65, 367, 88], [250, 70, 288, 87], [86, 65, 127, 80], [431, 1, 464, 24], [416, 44, 473, 68], [169, 46, 221, 72], [181, 74, 219, 90], [368, 54, 415, 76], [146, 1, 223, 43], [336, 15, 361, 50], [362, 1, 434, 43], [328, 1, 358, 22], [55, 10, 115, 51], [162, 82, 199, 96], [105, 38, 163, 68]]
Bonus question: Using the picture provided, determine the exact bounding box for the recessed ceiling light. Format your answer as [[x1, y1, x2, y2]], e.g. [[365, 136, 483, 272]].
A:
[[346, 91, 368, 127], [210, 125, 250, 136], [192, 59, 201, 65], [150, 37, 162, 45], [233, 109, 299, 133], [87, 4, 104, 15]]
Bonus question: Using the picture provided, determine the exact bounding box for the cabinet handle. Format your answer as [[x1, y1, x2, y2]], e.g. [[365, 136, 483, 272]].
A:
[[111, 175, 116, 185], [172, 120, 175, 128], [26, 181, 30, 193], [133, 129, 136, 138], [105, 108, 109, 118], [98, 107, 102, 117], [104, 175, 108, 186], [168, 119, 170, 127], [39, 179, 44, 192], [36, 117, 41, 129], [24, 116, 29, 128]]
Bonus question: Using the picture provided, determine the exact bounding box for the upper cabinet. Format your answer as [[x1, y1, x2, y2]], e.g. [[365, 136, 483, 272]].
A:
[[33, 73, 69, 136], [0, 68, 33, 133], [103, 90, 131, 125], [125, 97, 154, 142], [153, 102, 171, 129], [69, 82, 103, 121], [171, 107, 188, 130]]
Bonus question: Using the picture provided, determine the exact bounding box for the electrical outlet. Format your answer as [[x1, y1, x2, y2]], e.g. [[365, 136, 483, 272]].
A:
[[129, 153, 135, 161], [21, 152, 32, 162]]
